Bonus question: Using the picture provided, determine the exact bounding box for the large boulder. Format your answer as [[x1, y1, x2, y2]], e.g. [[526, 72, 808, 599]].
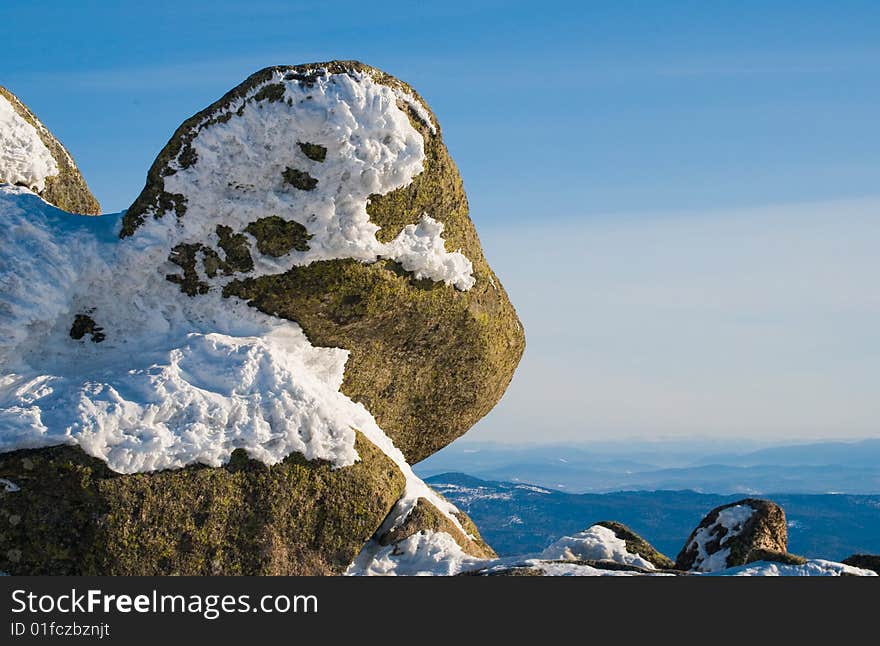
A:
[[675, 498, 793, 572], [0, 86, 100, 214], [121, 61, 525, 464], [0, 435, 404, 575], [0, 61, 519, 575]]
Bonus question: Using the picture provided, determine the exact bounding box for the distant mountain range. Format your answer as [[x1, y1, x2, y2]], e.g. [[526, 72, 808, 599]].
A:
[[416, 439, 880, 494], [426, 472, 880, 561]]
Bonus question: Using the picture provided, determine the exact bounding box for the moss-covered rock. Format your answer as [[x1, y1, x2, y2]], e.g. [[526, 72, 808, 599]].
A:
[[378, 497, 496, 559], [595, 520, 675, 569], [675, 498, 790, 571], [0, 86, 100, 215], [121, 61, 525, 463], [0, 433, 404, 575]]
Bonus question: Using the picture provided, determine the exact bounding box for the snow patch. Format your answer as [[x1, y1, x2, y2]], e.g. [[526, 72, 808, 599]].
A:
[[540, 524, 656, 569], [0, 478, 20, 493], [383, 215, 475, 290], [347, 530, 484, 576], [711, 559, 878, 577], [0, 94, 58, 192]]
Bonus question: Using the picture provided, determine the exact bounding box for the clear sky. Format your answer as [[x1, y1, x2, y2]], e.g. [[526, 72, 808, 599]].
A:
[[3, 2, 878, 443]]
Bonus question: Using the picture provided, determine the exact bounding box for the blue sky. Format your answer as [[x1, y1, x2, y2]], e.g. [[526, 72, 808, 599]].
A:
[[3, 2, 878, 443]]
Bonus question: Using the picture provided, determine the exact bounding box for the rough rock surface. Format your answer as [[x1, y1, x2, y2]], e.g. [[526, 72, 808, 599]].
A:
[[595, 521, 675, 569], [0, 86, 100, 215], [121, 61, 525, 464], [0, 435, 404, 575], [675, 498, 790, 572]]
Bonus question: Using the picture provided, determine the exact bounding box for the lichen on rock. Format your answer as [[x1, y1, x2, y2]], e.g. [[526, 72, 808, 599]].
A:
[[0, 434, 405, 575]]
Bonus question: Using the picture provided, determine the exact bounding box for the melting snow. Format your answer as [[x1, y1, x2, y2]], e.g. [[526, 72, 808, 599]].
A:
[[0, 477, 20, 493]]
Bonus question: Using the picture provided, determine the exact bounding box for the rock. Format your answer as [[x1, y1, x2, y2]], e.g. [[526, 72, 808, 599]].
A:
[[0, 435, 405, 575], [675, 498, 790, 572], [0, 62, 513, 575], [595, 521, 675, 569], [121, 61, 525, 463], [0, 86, 100, 214], [377, 497, 496, 560], [842, 554, 880, 575]]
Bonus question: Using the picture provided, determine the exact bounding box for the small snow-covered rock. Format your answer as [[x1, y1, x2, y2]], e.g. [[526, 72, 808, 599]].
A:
[[675, 498, 790, 572]]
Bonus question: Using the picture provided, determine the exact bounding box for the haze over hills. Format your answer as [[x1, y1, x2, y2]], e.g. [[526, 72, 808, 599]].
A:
[[415, 438, 880, 495], [426, 472, 880, 561]]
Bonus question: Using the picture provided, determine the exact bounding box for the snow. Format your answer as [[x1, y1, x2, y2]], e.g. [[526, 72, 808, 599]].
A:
[[0, 94, 58, 192], [347, 530, 484, 576], [540, 525, 656, 569], [711, 559, 878, 577], [429, 482, 513, 505], [0, 477, 20, 493], [529, 561, 672, 577], [685, 503, 755, 572], [514, 484, 552, 494], [382, 215, 475, 290], [152, 69, 474, 291]]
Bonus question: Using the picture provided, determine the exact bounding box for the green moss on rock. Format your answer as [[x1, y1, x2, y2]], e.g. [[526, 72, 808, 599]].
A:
[[0, 86, 100, 215], [298, 141, 327, 162], [281, 167, 318, 191], [0, 434, 405, 575], [245, 215, 312, 256]]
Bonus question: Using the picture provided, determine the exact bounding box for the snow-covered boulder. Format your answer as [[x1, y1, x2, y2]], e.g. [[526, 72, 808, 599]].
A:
[[122, 61, 525, 464], [0, 86, 99, 215], [0, 62, 517, 575], [675, 498, 793, 572], [538, 521, 674, 570], [842, 554, 880, 575]]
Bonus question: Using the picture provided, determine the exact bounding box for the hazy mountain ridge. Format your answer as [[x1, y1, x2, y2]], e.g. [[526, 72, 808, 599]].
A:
[[417, 439, 880, 494], [426, 472, 880, 561]]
